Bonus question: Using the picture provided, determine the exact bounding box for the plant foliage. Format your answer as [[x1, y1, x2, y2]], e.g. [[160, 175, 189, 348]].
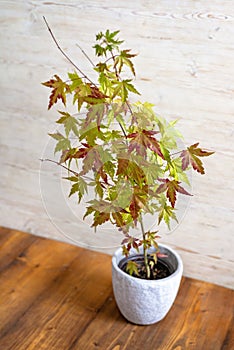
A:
[[42, 27, 214, 279]]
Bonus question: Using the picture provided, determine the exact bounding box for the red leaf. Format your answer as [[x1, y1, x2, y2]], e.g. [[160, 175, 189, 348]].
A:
[[156, 179, 192, 208], [116, 158, 129, 176], [92, 212, 110, 227], [116, 157, 146, 185], [181, 143, 214, 174], [127, 129, 164, 158], [129, 195, 139, 222], [42, 75, 70, 109], [129, 187, 150, 222]]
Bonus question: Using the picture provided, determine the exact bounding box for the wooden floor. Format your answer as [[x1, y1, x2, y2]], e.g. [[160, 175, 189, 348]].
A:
[[0, 227, 233, 350]]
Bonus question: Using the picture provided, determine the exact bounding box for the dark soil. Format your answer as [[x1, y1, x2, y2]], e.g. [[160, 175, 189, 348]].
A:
[[119, 255, 173, 280]]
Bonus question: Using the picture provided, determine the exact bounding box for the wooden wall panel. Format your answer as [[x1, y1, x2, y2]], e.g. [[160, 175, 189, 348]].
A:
[[0, 1, 233, 288]]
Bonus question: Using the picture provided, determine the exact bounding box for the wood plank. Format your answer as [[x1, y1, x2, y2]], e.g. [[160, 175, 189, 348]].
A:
[[72, 278, 234, 350], [0, 227, 37, 272], [0, 227, 233, 349], [0, 228, 112, 349], [0, 230, 82, 337]]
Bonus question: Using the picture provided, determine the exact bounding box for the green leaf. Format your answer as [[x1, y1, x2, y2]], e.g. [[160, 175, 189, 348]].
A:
[[79, 124, 106, 146], [114, 179, 133, 209], [95, 180, 104, 198], [83, 206, 95, 220], [112, 80, 140, 102], [103, 160, 116, 179], [68, 176, 88, 203], [48, 132, 64, 141], [68, 71, 83, 91], [54, 136, 71, 154], [114, 49, 137, 76], [156, 195, 178, 229], [56, 111, 79, 137], [171, 158, 191, 185], [73, 83, 91, 111], [126, 260, 139, 276]]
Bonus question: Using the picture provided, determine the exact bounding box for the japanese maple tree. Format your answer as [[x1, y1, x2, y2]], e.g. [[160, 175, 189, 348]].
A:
[[42, 21, 214, 279]]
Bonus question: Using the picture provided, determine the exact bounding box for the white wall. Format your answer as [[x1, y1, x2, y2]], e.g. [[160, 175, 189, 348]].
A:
[[0, 1, 233, 288]]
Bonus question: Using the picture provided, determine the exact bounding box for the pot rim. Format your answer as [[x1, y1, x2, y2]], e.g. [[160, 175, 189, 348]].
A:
[[112, 243, 183, 283]]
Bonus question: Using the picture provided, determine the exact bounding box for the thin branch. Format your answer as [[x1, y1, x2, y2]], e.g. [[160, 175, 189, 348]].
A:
[[118, 121, 128, 141], [40, 158, 79, 177], [43, 16, 97, 87], [40, 158, 104, 184], [76, 43, 95, 67]]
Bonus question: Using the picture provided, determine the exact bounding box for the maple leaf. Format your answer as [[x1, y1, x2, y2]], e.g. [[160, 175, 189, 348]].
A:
[[121, 234, 141, 251], [67, 176, 88, 203], [48, 132, 71, 154], [116, 158, 129, 176], [92, 211, 110, 227], [59, 143, 104, 175], [59, 147, 79, 163], [56, 111, 79, 137], [180, 143, 214, 174], [67, 71, 82, 91], [157, 196, 178, 229], [126, 260, 139, 276], [98, 71, 114, 96], [112, 179, 133, 210], [112, 79, 140, 102], [81, 148, 103, 175], [71, 143, 91, 159], [94, 179, 104, 198], [112, 211, 128, 233], [114, 49, 137, 76], [156, 179, 192, 208], [79, 124, 105, 146], [127, 130, 164, 159], [141, 231, 160, 251], [129, 195, 140, 222], [83, 199, 111, 227], [103, 160, 115, 179], [42, 75, 70, 109], [122, 245, 130, 257], [94, 30, 124, 57], [73, 83, 91, 111], [97, 165, 108, 184], [129, 187, 150, 222], [116, 157, 146, 185], [83, 104, 107, 132], [88, 85, 108, 100], [73, 83, 108, 111]]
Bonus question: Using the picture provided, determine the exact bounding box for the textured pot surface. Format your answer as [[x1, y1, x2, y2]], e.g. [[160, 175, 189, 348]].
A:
[[112, 244, 183, 325]]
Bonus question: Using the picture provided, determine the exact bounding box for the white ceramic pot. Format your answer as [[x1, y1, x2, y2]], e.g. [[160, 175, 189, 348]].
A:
[[112, 244, 183, 325]]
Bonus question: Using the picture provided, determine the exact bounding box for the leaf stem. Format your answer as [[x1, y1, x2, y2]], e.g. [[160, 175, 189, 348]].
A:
[[139, 215, 150, 279]]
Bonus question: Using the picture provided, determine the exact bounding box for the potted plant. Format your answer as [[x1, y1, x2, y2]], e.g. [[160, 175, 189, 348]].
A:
[[42, 19, 213, 325]]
